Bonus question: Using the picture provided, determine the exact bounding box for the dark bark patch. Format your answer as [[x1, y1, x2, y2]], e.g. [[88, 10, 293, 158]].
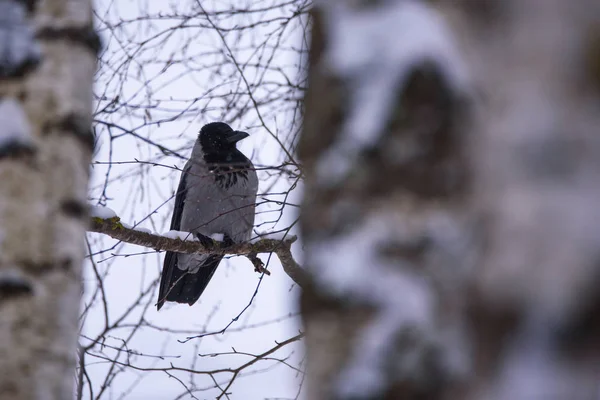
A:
[[0, 54, 39, 79], [0, 269, 33, 299], [366, 62, 469, 199], [0, 139, 36, 159], [452, 0, 508, 26], [584, 26, 600, 93], [379, 234, 432, 266], [554, 261, 600, 353], [44, 114, 95, 151], [61, 199, 87, 218], [16, 0, 37, 13], [37, 26, 102, 56]]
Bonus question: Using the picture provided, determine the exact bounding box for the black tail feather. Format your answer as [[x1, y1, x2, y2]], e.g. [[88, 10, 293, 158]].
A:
[[157, 252, 222, 310]]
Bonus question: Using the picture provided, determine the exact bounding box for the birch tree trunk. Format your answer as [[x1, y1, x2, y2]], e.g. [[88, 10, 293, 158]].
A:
[[0, 0, 97, 398], [299, 0, 600, 399]]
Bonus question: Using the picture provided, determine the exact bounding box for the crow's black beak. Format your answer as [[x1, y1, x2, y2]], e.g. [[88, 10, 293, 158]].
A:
[[225, 131, 250, 144]]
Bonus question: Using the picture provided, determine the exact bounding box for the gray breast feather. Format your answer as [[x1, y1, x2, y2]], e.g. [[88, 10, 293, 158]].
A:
[[178, 159, 258, 272]]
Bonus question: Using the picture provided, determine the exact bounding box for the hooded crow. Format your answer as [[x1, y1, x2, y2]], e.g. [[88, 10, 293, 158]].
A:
[[157, 122, 258, 310]]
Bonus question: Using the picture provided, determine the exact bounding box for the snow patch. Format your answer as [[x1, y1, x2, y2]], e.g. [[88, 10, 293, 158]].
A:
[[0, 99, 34, 151], [250, 235, 261, 244], [162, 230, 198, 241], [308, 212, 434, 398], [256, 231, 289, 241], [315, 0, 468, 185], [90, 205, 117, 219], [492, 316, 571, 400], [0, 0, 41, 77], [209, 233, 224, 242], [133, 226, 152, 234]]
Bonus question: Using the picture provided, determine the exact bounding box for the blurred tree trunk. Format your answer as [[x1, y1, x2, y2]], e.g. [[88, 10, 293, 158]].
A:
[[0, 0, 97, 398], [299, 1, 600, 399]]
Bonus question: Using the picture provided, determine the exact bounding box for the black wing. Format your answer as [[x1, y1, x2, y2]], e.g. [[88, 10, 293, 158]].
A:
[[157, 166, 189, 310], [169, 166, 188, 231]]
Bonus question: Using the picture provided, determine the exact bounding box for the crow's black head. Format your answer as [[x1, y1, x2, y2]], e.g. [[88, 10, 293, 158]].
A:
[[199, 122, 249, 153], [198, 122, 252, 189]]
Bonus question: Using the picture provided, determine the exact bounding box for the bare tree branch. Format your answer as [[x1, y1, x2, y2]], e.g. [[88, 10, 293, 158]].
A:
[[89, 216, 306, 286]]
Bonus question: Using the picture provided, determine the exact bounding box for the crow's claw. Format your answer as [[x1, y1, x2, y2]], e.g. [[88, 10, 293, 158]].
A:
[[222, 233, 235, 248], [248, 253, 269, 275], [195, 233, 215, 249]]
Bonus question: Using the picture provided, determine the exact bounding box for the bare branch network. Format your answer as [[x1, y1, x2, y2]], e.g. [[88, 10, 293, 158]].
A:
[[83, 0, 310, 396], [89, 217, 307, 287]]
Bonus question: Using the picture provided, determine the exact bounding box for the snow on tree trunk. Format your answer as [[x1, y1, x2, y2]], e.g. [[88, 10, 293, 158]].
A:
[[299, 0, 600, 399], [0, 0, 97, 398]]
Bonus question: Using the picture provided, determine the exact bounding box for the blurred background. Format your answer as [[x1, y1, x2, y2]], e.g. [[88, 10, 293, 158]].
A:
[[83, 0, 600, 399]]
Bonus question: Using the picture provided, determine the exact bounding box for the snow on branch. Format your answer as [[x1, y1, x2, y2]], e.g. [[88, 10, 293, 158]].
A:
[[88, 214, 307, 287]]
